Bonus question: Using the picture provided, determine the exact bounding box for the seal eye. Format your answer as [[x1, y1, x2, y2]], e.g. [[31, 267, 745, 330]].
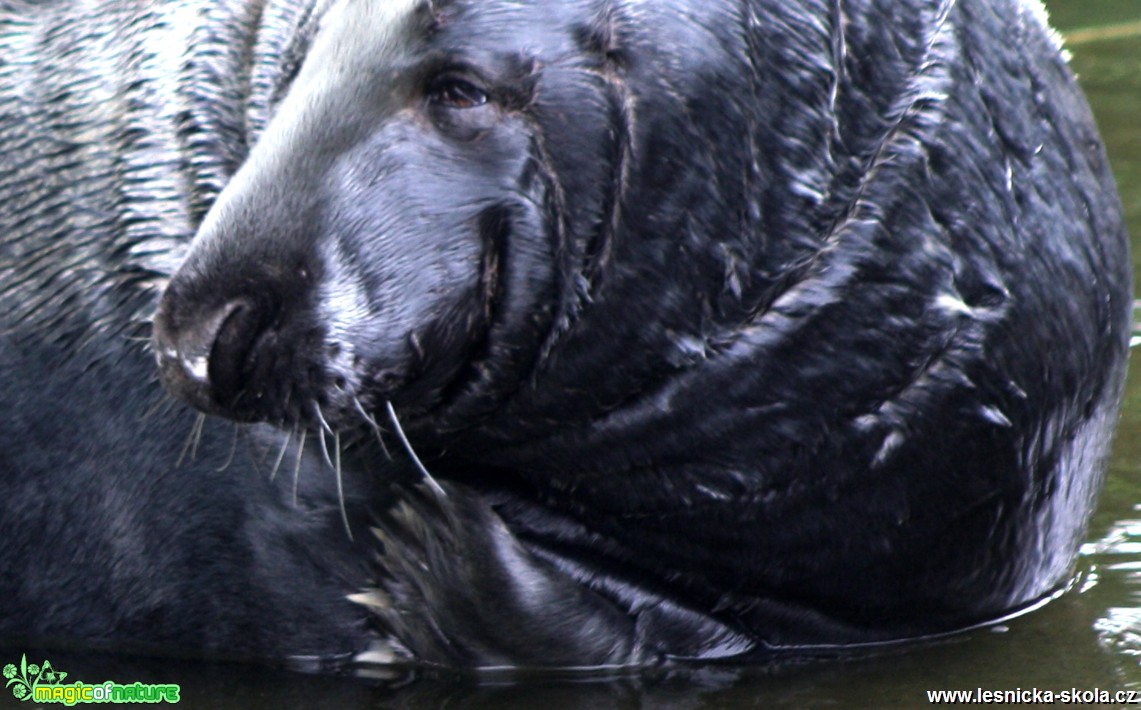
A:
[[425, 75, 497, 141], [428, 77, 488, 109]]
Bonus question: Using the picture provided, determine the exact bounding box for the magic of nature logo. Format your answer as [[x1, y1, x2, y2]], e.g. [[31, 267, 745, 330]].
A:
[[4, 654, 180, 705]]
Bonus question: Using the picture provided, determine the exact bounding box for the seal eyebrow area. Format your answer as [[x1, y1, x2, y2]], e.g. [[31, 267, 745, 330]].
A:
[[415, 50, 541, 113]]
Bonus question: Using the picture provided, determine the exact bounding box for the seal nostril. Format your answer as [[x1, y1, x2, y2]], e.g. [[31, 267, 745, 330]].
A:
[[206, 298, 265, 407], [153, 296, 265, 415]]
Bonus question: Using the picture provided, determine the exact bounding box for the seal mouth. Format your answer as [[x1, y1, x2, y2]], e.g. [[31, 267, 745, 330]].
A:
[[404, 204, 512, 426]]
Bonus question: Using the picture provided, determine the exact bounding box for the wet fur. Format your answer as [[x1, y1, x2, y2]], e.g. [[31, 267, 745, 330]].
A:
[[2, 0, 1133, 670]]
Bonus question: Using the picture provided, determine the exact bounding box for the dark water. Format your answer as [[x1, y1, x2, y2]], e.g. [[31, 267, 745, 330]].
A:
[[4, 2, 1141, 708]]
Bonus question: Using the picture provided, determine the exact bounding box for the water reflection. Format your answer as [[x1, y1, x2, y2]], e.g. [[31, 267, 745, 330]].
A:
[[1084, 509, 1141, 663]]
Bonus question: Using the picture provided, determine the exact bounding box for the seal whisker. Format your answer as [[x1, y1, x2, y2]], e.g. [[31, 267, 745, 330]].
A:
[[312, 404, 335, 469], [385, 400, 447, 499], [269, 427, 294, 482], [192, 413, 206, 461], [215, 423, 240, 472], [354, 396, 393, 461], [334, 430, 353, 541], [176, 412, 207, 467], [292, 430, 307, 508]]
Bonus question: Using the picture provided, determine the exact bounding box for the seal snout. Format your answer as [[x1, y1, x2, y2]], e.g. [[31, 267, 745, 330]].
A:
[[153, 296, 268, 418]]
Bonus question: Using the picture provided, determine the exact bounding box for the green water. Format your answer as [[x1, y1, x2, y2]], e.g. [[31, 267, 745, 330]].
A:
[[4, 3, 1141, 708]]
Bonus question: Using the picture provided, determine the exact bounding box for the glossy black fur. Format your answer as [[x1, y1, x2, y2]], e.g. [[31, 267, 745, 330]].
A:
[[4, 0, 1133, 670]]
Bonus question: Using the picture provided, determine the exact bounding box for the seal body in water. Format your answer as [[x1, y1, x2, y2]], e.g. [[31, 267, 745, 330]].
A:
[[2, 0, 1133, 669]]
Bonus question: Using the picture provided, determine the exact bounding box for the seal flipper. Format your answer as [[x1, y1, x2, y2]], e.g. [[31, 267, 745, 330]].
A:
[[358, 481, 759, 669], [361, 482, 644, 668]]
